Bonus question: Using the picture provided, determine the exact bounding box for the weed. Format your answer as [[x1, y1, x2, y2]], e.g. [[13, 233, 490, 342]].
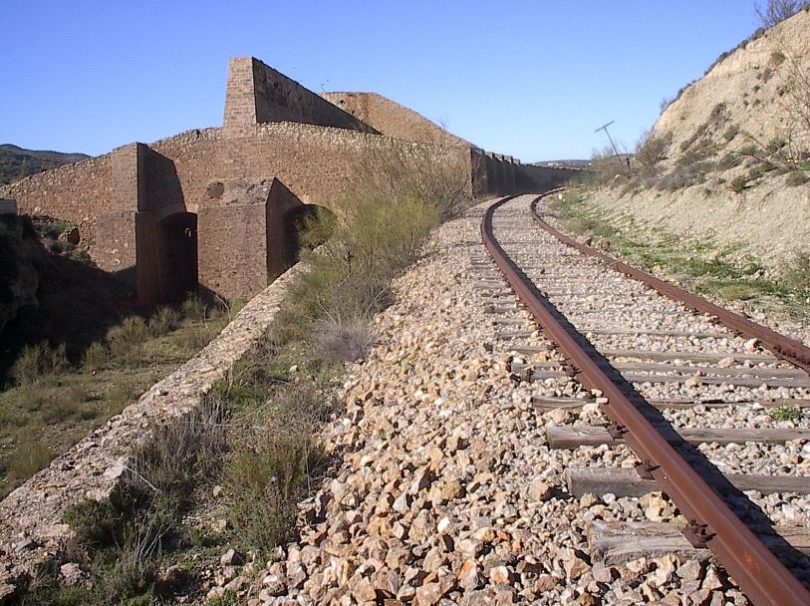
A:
[[31, 218, 74, 240], [105, 377, 139, 416], [172, 322, 224, 353], [12, 342, 69, 385], [314, 316, 375, 363], [723, 125, 740, 142], [717, 153, 743, 171], [771, 406, 802, 422], [41, 389, 87, 424], [782, 253, 810, 303], [787, 171, 809, 186], [635, 130, 672, 167], [106, 316, 150, 362], [224, 385, 329, 558], [6, 431, 53, 482], [730, 175, 749, 193], [49, 400, 228, 605], [148, 307, 181, 338], [756, 0, 810, 28], [81, 342, 107, 371], [180, 296, 207, 322]]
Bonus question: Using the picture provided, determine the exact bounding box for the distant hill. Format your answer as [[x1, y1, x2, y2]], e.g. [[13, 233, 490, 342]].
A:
[[0, 144, 90, 186]]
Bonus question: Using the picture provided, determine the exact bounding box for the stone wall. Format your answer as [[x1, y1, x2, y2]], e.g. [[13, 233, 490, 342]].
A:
[[198, 178, 305, 300], [322, 92, 469, 148], [0, 154, 112, 248], [0, 259, 309, 597], [0, 120, 472, 306], [223, 58, 377, 135], [0, 57, 534, 307], [214, 122, 473, 207], [516, 164, 579, 193]]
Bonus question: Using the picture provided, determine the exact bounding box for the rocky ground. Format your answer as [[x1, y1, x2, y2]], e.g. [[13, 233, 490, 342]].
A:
[[195, 197, 769, 605]]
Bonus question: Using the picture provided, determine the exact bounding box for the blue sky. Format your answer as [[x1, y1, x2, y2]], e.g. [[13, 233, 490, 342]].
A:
[[1, 1, 760, 162]]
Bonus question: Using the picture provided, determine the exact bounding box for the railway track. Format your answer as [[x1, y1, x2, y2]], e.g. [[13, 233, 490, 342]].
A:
[[478, 192, 810, 606]]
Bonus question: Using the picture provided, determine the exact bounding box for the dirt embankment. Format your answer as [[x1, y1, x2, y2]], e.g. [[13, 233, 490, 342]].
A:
[[587, 8, 810, 272]]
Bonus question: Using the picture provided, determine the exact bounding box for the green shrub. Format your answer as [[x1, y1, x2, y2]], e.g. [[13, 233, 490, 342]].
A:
[[148, 306, 181, 337], [41, 388, 87, 424], [105, 378, 139, 415], [180, 296, 205, 322], [12, 342, 69, 385], [106, 316, 150, 361], [7, 431, 53, 481], [81, 342, 107, 371], [717, 153, 743, 171], [55, 400, 228, 604], [723, 125, 740, 141], [31, 218, 74, 240], [782, 252, 810, 302], [224, 386, 328, 558]]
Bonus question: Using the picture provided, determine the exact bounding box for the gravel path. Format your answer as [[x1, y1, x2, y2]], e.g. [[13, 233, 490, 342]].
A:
[[226, 196, 800, 605]]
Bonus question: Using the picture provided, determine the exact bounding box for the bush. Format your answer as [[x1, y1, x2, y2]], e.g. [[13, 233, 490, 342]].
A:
[[12, 342, 69, 385], [756, 0, 810, 28], [6, 430, 53, 482], [730, 175, 749, 193], [314, 316, 375, 363], [771, 406, 802, 422], [717, 153, 743, 171], [106, 316, 150, 361], [56, 399, 228, 604], [223, 386, 329, 558], [81, 342, 107, 371], [787, 171, 809, 186], [148, 306, 181, 337], [105, 377, 139, 416], [41, 387, 88, 423], [782, 252, 810, 301], [635, 131, 672, 168], [180, 296, 206, 322]]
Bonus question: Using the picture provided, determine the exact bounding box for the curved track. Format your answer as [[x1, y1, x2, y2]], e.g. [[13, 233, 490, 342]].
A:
[[481, 192, 810, 606]]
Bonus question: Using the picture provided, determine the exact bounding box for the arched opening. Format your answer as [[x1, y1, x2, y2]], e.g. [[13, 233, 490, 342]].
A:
[[157, 212, 198, 303], [277, 204, 335, 271]]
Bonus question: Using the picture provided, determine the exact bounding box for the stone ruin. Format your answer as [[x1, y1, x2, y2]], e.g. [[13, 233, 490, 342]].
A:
[[0, 57, 575, 306]]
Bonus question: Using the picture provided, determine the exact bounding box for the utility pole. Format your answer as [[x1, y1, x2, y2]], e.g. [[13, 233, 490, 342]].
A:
[[594, 120, 624, 167]]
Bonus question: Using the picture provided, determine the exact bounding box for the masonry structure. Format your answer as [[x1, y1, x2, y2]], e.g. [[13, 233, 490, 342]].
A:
[[0, 57, 574, 306]]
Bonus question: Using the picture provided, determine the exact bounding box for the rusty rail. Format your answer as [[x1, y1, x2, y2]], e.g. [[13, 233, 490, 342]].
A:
[[529, 192, 810, 374], [481, 194, 810, 606]]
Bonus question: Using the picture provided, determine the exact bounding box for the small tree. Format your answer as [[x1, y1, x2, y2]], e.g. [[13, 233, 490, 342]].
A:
[[755, 0, 810, 28]]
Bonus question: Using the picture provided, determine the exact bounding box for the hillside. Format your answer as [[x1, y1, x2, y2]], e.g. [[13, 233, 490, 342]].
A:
[[581, 8, 810, 272], [0, 144, 90, 185]]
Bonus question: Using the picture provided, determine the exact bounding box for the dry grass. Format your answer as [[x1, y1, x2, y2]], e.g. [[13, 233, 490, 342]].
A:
[[0, 297, 236, 500], [314, 316, 375, 363]]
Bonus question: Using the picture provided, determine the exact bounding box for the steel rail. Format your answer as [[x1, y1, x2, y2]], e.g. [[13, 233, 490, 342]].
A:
[[529, 193, 810, 375], [481, 194, 810, 606]]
